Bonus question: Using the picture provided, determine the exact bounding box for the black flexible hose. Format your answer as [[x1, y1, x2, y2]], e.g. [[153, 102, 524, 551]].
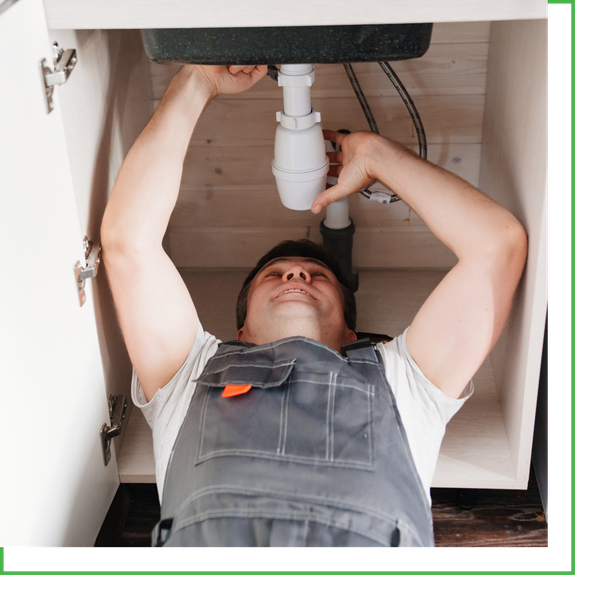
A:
[[341, 61, 428, 203], [342, 63, 379, 135], [379, 61, 427, 161]]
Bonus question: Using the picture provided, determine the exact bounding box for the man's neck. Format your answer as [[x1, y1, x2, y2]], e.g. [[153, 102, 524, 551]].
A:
[[239, 321, 347, 353]]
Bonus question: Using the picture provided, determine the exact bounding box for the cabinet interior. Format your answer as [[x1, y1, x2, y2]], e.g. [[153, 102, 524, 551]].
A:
[[54, 19, 547, 490]]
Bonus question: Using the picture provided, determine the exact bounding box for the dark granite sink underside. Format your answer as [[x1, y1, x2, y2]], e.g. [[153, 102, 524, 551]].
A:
[[140, 24, 433, 64]]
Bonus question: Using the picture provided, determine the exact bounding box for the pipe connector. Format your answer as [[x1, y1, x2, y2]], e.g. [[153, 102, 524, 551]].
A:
[[275, 109, 321, 131], [277, 68, 315, 88]]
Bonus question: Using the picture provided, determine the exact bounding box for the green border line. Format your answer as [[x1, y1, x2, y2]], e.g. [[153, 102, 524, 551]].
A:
[[1, 0, 574, 576], [564, 0, 579, 570]]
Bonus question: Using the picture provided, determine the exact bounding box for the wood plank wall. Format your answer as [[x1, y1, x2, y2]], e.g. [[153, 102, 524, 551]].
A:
[[149, 21, 490, 269]]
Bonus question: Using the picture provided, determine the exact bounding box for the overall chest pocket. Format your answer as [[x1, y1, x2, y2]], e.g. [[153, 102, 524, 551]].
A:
[[194, 357, 374, 469]]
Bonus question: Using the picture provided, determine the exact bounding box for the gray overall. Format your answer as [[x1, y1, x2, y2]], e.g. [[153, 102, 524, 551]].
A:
[[152, 337, 435, 547]]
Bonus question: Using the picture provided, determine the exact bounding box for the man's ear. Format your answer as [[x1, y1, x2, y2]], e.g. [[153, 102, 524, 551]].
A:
[[347, 330, 358, 343], [236, 329, 245, 341]]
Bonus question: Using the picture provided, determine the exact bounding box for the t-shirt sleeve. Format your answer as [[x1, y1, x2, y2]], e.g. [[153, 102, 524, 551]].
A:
[[378, 328, 474, 496], [130, 321, 219, 425], [130, 322, 220, 502]]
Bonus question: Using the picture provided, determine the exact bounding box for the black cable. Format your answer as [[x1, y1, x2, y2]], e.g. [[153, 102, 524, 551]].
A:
[[342, 63, 379, 135], [341, 62, 428, 204], [379, 61, 427, 161]]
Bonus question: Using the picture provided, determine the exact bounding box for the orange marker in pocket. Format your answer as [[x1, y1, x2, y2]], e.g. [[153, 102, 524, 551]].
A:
[[222, 384, 252, 398]]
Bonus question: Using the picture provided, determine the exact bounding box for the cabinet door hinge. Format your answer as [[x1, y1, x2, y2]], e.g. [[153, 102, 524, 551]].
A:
[[41, 42, 77, 113], [74, 236, 101, 307], [100, 394, 128, 466]]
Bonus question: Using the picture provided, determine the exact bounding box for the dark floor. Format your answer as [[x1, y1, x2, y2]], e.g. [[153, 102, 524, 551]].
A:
[[96, 467, 547, 547], [430, 470, 548, 547]]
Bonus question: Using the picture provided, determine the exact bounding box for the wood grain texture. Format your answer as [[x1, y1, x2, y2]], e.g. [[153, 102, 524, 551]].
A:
[[152, 21, 488, 269], [431, 469, 547, 547], [150, 42, 489, 100]]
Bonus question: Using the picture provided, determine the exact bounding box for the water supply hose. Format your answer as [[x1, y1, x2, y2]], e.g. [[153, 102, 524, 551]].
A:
[[379, 61, 427, 161], [342, 61, 428, 204], [342, 63, 379, 135]]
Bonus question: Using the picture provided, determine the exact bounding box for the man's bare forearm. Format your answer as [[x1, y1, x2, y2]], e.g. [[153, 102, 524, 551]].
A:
[[101, 66, 213, 254], [368, 138, 526, 263], [314, 129, 527, 397], [98, 65, 267, 401], [371, 138, 527, 396], [315, 130, 526, 265]]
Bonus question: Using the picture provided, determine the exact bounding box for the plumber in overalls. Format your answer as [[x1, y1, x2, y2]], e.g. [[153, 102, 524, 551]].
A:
[[101, 65, 527, 546]]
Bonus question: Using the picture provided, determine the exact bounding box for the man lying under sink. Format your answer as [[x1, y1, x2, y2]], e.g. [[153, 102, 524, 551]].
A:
[[100, 64, 527, 547]]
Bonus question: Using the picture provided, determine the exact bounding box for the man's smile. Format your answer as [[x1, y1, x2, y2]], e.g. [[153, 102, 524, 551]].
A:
[[275, 287, 315, 299]]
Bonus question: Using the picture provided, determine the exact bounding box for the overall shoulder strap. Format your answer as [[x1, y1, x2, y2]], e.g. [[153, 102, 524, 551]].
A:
[[218, 340, 256, 349], [340, 338, 380, 362]]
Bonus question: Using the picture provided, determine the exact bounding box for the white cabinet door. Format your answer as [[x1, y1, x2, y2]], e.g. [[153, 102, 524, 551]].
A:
[[0, 0, 119, 546]]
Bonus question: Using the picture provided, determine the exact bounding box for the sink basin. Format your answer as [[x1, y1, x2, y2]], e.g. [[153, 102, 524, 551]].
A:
[[140, 24, 433, 64]]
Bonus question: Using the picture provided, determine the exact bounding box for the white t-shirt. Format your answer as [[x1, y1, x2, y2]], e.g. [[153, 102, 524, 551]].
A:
[[132, 322, 473, 505]]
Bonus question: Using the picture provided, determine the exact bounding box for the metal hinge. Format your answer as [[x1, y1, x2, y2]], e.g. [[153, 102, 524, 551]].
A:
[[100, 394, 128, 466], [41, 42, 77, 113], [74, 236, 101, 307]]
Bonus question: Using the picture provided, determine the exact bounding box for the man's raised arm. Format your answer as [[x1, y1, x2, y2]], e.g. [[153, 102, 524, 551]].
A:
[[312, 130, 528, 399], [101, 65, 267, 402]]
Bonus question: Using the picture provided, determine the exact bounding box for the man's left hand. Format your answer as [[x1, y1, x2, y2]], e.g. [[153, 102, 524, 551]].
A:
[[192, 64, 268, 98]]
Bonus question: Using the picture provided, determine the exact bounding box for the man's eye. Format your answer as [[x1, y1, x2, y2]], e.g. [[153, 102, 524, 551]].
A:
[[265, 271, 280, 277], [312, 271, 327, 278]]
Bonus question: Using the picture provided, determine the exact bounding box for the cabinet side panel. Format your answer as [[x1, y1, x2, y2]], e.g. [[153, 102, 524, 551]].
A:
[[479, 20, 547, 484], [50, 29, 155, 454], [0, 0, 120, 545]]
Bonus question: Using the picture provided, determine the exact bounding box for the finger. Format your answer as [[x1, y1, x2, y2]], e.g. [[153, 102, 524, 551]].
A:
[[322, 129, 348, 145], [230, 65, 266, 73], [311, 182, 353, 214], [326, 151, 343, 164], [250, 65, 268, 81]]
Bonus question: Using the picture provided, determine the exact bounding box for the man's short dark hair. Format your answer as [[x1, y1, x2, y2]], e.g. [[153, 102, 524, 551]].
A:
[[236, 239, 357, 331]]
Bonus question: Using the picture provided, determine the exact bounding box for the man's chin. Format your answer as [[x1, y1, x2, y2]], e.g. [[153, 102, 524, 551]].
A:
[[259, 308, 323, 335], [271, 301, 320, 320]]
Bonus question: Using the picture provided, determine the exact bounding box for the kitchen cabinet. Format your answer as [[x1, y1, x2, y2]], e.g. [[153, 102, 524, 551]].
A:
[[0, 0, 548, 546], [0, 0, 123, 546]]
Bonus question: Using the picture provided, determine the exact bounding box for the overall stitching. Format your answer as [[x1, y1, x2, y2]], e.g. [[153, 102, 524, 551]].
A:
[[277, 381, 289, 454], [199, 360, 296, 377], [195, 367, 374, 468]]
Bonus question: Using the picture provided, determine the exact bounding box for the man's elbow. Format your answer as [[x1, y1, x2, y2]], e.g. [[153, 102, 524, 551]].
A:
[[100, 208, 149, 262], [100, 214, 126, 261], [494, 217, 528, 283], [507, 216, 527, 262]]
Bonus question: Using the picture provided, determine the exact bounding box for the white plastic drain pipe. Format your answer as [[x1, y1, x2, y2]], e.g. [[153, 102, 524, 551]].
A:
[[272, 64, 329, 211]]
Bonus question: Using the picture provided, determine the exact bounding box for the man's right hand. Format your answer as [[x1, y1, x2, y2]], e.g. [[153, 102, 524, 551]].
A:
[[312, 127, 527, 400], [311, 129, 407, 214]]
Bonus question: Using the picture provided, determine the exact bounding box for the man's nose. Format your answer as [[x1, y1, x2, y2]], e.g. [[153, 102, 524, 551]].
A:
[[284, 266, 309, 281]]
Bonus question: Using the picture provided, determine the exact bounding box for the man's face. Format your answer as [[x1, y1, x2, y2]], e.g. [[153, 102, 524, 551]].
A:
[[237, 256, 357, 350]]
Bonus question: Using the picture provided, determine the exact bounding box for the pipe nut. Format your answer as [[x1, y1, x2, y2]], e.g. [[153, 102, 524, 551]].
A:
[[276, 109, 321, 130], [277, 70, 315, 88]]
